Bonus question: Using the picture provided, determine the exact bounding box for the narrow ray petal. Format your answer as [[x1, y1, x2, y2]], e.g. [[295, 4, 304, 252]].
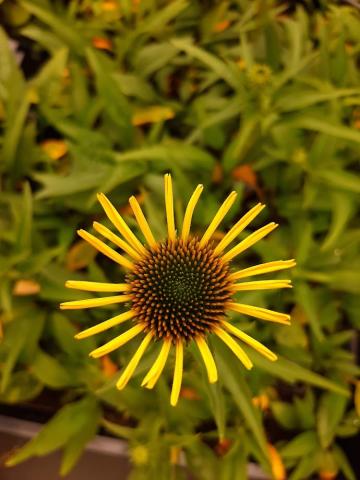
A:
[[214, 203, 265, 255], [129, 196, 157, 248], [181, 184, 203, 241], [90, 324, 145, 358], [214, 326, 253, 370], [231, 280, 292, 291], [116, 333, 153, 390], [97, 193, 146, 255], [65, 280, 130, 293], [170, 341, 183, 407], [78, 229, 133, 270], [222, 223, 278, 262], [75, 311, 134, 339], [229, 259, 296, 281], [60, 295, 132, 310], [164, 174, 176, 241], [93, 222, 142, 261], [142, 338, 171, 388], [228, 302, 291, 325], [222, 321, 277, 361], [196, 336, 218, 383], [199, 191, 237, 247]]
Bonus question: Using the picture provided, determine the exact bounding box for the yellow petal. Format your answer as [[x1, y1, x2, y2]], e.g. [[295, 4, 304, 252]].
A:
[[199, 191, 237, 247], [93, 222, 142, 261], [170, 341, 184, 407], [231, 280, 292, 291], [75, 310, 134, 339], [228, 302, 291, 325], [222, 321, 277, 361], [214, 326, 253, 370], [214, 203, 265, 255], [129, 196, 157, 248], [222, 223, 278, 262], [181, 184, 203, 241], [65, 280, 130, 292], [164, 174, 176, 241], [90, 324, 144, 358], [116, 332, 153, 389], [196, 336, 218, 383], [142, 338, 171, 388], [78, 229, 133, 270], [97, 193, 146, 255], [229, 259, 296, 281], [60, 295, 131, 310]]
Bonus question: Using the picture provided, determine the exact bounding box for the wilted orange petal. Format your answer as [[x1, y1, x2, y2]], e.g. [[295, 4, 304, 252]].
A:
[[180, 387, 200, 400], [101, 0, 119, 11], [41, 139, 68, 160], [252, 394, 270, 411], [215, 438, 232, 456], [119, 193, 146, 216], [13, 279, 41, 296], [212, 161, 223, 184], [268, 444, 286, 480], [319, 472, 337, 480], [101, 355, 118, 377], [354, 381, 360, 418], [170, 446, 181, 465], [232, 164, 258, 189], [66, 240, 97, 271], [92, 37, 113, 51], [132, 106, 175, 126], [237, 58, 247, 70], [213, 20, 230, 33]]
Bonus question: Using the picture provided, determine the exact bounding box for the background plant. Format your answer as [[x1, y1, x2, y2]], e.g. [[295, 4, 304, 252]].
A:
[[0, 0, 359, 479]]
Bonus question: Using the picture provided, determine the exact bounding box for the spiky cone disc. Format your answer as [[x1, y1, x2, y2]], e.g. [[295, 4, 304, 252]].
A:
[[127, 237, 232, 342]]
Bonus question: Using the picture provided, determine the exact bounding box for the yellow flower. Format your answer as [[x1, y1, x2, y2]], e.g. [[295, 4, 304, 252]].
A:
[[60, 175, 295, 406]]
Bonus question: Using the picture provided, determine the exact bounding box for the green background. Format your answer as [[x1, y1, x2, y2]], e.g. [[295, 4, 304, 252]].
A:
[[0, 1, 359, 479]]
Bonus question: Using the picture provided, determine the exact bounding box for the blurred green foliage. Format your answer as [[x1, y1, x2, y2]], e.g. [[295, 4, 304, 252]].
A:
[[0, 0, 359, 478]]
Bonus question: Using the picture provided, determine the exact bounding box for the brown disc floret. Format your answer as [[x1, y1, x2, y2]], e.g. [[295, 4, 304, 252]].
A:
[[127, 237, 233, 342]]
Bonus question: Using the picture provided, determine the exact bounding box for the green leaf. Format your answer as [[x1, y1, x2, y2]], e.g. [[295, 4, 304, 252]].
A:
[[14, 181, 32, 252], [171, 39, 240, 90], [322, 191, 354, 250], [241, 346, 349, 397], [214, 338, 269, 461], [113, 143, 215, 172], [294, 282, 324, 341], [18, 1, 85, 53], [290, 116, 360, 144], [289, 451, 319, 480], [276, 88, 360, 112], [315, 169, 360, 194], [281, 431, 319, 459], [223, 116, 259, 172], [30, 349, 75, 388], [60, 402, 101, 476], [317, 392, 348, 449], [6, 397, 99, 467], [271, 401, 298, 430], [0, 312, 42, 392], [86, 48, 133, 147], [207, 381, 226, 442], [333, 445, 356, 480]]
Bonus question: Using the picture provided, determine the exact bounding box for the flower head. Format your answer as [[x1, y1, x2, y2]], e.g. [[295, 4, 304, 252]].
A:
[[61, 174, 295, 406]]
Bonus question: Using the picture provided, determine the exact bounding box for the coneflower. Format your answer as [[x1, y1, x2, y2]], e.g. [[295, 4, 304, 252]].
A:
[[61, 174, 295, 406]]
